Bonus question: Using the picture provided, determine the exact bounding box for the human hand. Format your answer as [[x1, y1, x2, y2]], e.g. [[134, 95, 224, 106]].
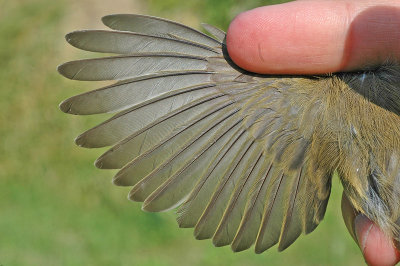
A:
[[342, 194, 400, 266], [226, 1, 400, 265]]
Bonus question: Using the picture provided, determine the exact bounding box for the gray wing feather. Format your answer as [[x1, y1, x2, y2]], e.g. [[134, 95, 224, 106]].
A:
[[66, 30, 219, 56], [176, 126, 246, 228], [127, 105, 239, 202], [201, 23, 226, 43], [213, 152, 265, 247], [143, 114, 243, 212], [231, 162, 276, 252], [95, 92, 227, 169], [60, 72, 214, 115], [193, 137, 256, 239], [102, 14, 220, 47], [112, 96, 233, 185], [58, 54, 208, 81], [75, 90, 223, 148]]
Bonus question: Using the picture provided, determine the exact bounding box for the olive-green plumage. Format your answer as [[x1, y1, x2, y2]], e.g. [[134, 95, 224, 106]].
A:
[[58, 14, 400, 253]]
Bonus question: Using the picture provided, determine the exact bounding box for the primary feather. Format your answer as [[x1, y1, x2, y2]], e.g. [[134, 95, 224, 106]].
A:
[[59, 14, 400, 253]]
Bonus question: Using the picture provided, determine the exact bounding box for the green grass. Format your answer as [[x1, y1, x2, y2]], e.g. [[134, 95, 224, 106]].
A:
[[1, 0, 363, 265], [147, 0, 292, 29]]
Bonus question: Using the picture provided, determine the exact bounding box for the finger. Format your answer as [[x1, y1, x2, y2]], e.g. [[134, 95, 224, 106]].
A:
[[354, 215, 400, 266], [341, 194, 400, 266], [226, 0, 400, 74]]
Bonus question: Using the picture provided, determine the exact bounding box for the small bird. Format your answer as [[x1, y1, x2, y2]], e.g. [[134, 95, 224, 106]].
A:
[[58, 14, 400, 253]]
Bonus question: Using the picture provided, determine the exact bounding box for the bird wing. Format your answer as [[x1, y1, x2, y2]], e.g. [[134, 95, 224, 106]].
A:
[[58, 14, 334, 253]]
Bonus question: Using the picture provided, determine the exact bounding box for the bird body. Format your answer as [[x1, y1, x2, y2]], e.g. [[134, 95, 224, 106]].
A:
[[59, 14, 400, 253]]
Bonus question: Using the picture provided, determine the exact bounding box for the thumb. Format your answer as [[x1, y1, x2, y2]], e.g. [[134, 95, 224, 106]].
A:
[[341, 194, 400, 266]]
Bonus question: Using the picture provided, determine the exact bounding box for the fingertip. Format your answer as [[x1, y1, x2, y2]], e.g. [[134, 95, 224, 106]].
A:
[[362, 226, 400, 266], [354, 215, 400, 266], [226, 6, 287, 73], [226, 10, 258, 72]]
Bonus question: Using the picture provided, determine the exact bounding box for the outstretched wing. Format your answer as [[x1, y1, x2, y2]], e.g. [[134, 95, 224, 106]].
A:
[[58, 14, 334, 252]]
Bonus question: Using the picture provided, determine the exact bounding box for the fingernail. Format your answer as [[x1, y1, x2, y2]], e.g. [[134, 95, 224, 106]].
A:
[[354, 214, 374, 253]]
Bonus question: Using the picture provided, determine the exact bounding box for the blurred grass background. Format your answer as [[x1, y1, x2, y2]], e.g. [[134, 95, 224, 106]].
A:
[[0, 0, 364, 265]]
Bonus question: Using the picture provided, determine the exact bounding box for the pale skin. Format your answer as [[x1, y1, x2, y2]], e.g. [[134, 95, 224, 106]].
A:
[[226, 0, 400, 265]]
